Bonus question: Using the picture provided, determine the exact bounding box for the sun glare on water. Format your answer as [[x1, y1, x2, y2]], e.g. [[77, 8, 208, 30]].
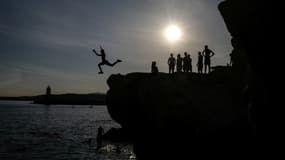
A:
[[164, 25, 182, 42]]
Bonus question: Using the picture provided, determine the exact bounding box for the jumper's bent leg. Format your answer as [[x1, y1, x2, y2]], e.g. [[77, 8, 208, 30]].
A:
[[98, 63, 104, 74], [105, 59, 122, 67]]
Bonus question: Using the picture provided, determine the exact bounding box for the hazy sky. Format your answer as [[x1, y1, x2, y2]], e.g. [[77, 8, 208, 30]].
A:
[[0, 0, 232, 96]]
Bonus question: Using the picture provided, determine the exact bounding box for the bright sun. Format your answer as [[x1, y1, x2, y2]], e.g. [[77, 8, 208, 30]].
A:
[[164, 25, 182, 42]]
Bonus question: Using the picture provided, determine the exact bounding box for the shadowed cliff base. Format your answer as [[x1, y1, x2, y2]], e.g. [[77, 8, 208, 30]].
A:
[[106, 66, 255, 159]]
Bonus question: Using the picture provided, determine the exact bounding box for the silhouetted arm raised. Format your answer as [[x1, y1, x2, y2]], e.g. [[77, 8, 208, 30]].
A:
[[92, 49, 101, 56], [211, 50, 215, 57], [202, 50, 206, 56]]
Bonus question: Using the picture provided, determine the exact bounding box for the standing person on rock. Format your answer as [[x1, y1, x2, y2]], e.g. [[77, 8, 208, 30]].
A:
[[168, 53, 176, 74], [197, 52, 203, 74], [202, 45, 215, 74], [176, 54, 183, 73]]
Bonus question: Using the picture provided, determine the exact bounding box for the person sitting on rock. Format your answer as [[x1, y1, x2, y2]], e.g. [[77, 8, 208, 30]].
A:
[[92, 46, 122, 74], [151, 61, 159, 74]]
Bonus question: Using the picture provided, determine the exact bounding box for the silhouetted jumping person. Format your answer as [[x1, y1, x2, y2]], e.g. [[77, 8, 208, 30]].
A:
[[197, 51, 203, 74], [202, 45, 215, 74], [176, 54, 183, 72], [92, 46, 122, 74], [168, 53, 176, 74], [151, 61, 159, 74]]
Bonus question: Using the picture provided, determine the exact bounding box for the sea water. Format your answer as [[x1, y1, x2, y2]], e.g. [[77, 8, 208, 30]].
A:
[[0, 101, 135, 160]]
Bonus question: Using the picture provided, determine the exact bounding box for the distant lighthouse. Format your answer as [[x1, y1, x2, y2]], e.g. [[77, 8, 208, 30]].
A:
[[46, 85, 51, 96]]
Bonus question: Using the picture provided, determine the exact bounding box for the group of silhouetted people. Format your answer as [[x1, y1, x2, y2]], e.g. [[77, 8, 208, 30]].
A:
[[167, 45, 215, 74], [92, 45, 215, 75], [168, 52, 193, 73]]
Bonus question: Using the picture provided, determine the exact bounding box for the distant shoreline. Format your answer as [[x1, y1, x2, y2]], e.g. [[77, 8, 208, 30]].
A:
[[0, 96, 35, 101], [0, 93, 106, 105]]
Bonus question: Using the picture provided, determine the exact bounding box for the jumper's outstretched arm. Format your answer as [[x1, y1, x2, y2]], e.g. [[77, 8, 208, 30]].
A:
[[92, 49, 101, 56]]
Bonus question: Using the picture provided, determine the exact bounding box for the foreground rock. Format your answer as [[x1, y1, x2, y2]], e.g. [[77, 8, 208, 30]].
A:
[[107, 68, 254, 159]]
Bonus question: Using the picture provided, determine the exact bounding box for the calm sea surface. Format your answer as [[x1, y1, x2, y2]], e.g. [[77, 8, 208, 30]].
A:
[[0, 101, 135, 160]]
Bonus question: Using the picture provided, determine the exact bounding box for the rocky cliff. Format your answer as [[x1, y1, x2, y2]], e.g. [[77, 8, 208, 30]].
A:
[[106, 68, 254, 159], [104, 0, 281, 158]]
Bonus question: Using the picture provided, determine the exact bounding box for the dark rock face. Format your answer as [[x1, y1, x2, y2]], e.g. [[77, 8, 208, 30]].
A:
[[107, 70, 253, 159], [107, 71, 246, 132], [219, 0, 281, 138]]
